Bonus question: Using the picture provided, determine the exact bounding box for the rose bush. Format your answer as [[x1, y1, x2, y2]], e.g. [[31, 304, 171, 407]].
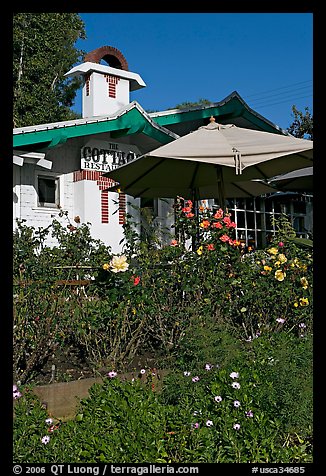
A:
[[13, 203, 312, 382]]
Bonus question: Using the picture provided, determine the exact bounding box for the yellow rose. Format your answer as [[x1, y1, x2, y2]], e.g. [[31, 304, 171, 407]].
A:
[[299, 297, 309, 306], [263, 265, 272, 272], [275, 269, 286, 281], [300, 277, 309, 289], [277, 253, 287, 264], [109, 255, 129, 273], [196, 246, 203, 256], [267, 247, 278, 255], [102, 263, 110, 271]]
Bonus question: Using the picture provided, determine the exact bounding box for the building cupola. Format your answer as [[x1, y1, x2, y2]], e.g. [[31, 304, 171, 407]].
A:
[[65, 45, 146, 118]]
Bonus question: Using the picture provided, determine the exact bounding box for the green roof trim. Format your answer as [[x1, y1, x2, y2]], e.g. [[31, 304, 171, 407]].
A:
[[13, 105, 176, 150], [13, 93, 287, 154], [150, 92, 285, 135], [152, 100, 243, 127]]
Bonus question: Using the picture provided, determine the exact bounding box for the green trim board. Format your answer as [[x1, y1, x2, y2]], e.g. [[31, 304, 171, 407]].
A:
[[149, 92, 286, 135], [13, 92, 287, 152], [13, 103, 177, 151]]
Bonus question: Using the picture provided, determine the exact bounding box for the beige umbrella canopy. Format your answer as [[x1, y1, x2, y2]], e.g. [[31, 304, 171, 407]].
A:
[[104, 117, 313, 205]]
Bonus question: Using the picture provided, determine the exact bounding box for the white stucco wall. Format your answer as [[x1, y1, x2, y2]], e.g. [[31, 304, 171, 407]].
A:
[[83, 72, 130, 118], [13, 137, 164, 253], [74, 179, 128, 254], [13, 143, 78, 246], [14, 163, 74, 247], [13, 165, 21, 229]]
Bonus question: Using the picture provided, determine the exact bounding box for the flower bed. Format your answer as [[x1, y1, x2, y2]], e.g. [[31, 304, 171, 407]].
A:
[[13, 203, 313, 462], [13, 332, 313, 463]]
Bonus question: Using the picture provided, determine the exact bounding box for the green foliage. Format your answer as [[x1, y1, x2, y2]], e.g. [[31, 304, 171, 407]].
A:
[[13, 203, 313, 462], [172, 315, 245, 373], [13, 389, 53, 462], [13, 339, 313, 463], [248, 333, 313, 436], [287, 105, 313, 140], [13, 204, 313, 382], [13, 211, 111, 383], [14, 208, 109, 279], [173, 98, 214, 110], [13, 13, 86, 127], [165, 320, 313, 440]]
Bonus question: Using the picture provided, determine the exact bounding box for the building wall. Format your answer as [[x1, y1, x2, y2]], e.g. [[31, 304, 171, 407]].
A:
[[13, 165, 74, 247], [83, 72, 130, 118], [13, 165, 21, 229], [13, 144, 145, 253], [73, 177, 128, 254], [13, 144, 76, 245]]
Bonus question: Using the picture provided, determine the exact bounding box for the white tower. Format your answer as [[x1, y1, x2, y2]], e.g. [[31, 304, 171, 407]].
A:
[[65, 46, 146, 118]]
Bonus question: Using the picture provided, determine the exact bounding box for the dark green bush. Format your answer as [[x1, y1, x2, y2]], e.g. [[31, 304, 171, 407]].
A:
[[13, 355, 312, 463], [13, 205, 313, 382]]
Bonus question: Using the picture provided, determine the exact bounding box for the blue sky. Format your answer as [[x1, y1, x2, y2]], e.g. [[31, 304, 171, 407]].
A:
[[72, 13, 313, 131]]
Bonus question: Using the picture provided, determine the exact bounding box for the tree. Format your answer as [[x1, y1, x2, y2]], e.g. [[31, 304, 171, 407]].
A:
[[173, 98, 213, 110], [13, 13, 86, 128], [287, 105, 313, 140]]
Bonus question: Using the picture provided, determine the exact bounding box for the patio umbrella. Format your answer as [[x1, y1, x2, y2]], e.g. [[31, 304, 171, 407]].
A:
[[267, 166, 313, 192], [104, 117, 313, 206]]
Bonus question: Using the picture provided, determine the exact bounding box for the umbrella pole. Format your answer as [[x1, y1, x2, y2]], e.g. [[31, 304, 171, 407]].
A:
[[216, 166, 226, 209], [192, 188, 200, 251]]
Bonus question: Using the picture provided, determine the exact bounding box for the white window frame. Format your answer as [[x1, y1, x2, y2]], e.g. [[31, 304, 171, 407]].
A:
[[35, 171, 61, 209]]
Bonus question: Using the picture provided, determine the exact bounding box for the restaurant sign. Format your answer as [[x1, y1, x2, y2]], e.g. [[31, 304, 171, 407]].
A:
[[81, 140, 141, 172]]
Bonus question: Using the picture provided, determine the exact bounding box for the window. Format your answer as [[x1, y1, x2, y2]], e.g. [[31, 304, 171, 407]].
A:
[[37, 175, 60, 207], [214, 194, 312, 248]]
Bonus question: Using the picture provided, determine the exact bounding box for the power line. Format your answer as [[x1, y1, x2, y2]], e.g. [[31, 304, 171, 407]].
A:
[[247, 85, 312, 104], [243, 80, 312, 99], [249, 91, 312, 107], [251, 94, 312, 110]]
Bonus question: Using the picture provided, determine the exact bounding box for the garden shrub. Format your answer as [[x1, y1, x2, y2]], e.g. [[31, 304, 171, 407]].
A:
[[13, 284, 65, 384], [159, 333, 313, 463], [225, 238, 313, 339], [13, 203, 313, 382], [13, 358, 312, 463], [160, 329, 313, 438], [13, 202, 313, 463], [247, 332, 313, 437], [13, 212, 112, 383], [168, 313, 245, 372]]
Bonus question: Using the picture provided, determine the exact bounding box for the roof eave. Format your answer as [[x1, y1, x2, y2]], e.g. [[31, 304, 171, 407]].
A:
[[13, 101, 178, 150], [149, 91, 289, 135]]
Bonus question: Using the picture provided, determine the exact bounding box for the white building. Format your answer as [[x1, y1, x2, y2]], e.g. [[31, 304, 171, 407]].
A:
[[13, 46, 312, 251]]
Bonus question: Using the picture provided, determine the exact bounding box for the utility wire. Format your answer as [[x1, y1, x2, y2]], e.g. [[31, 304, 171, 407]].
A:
[[241, 80, 312, 110], [247, 85, 312, 103], [250, 94, 312, 110], [249, 92, 312, 107], [243, 80, 312, 99]]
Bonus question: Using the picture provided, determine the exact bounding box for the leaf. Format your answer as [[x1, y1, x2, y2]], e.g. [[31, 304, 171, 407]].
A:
[[288, 237, 313, 248]]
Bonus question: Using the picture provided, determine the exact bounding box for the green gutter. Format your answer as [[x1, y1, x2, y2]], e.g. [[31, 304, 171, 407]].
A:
[[151, 98, 243, 126], [151, 96, 282, 134], [151, 105, 232, 127], [13, 107, 175, 150], [240, 108, 283, 133]]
